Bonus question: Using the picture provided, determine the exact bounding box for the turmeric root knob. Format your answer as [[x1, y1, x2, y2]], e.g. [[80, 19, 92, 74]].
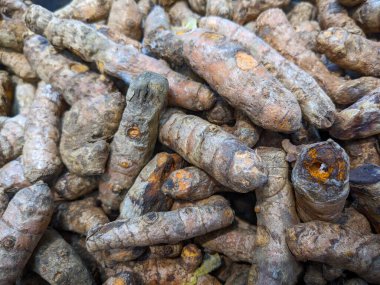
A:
[[292, 140, 350, 222]]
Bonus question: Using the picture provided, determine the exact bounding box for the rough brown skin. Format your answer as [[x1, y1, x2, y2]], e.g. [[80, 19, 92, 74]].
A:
[[24, 35, 125, 175], [99, 72, 168, 212], [0, 71, 12, 116], [30, 229, 94, 285], [329, 89, 380, 140], [86, 198, 234, 252], [255, 9, 380, 105], [0, 191, 7, 216], [286, 221, 380, 283], [53, 172, 98, 200], [108, 0, 142, 40], [195, 219, 257, 263], [350, 164, 380, 233], [147, 243, 184, 259], [232, 0, 291, 24], [316, 0, 364, 35], [294, 21, 321, 51], [0, 157, 30, 194], [222, 111, 261, 147], [137, 0, 154, 19], [203, 96, 234, 126], [287, 2, 317, 26], [0, 0, 26, 18], [53, 197, 110, 235], [22, 82, 63, 182], [0, 182, 53, 285], [63, 234, 101, 282], [55, 0, 112, 22], [12, 76, 35, 116], [178, 28, 302, 132], [169, 1, 200, 26], [248, 147, 302, 285], [155, 0, 179, 7], [0, 49, 37, 81], [188, 0, 206, 14], [343, 137, 380, 169], [0, 16, 29, 52], [199, 16, 336, 128], [291, 139, 350, 222], [101, 153, 183, 266], [118, 152, 183, 219], [0, 114, 27, 167], [92, 24, 142, 51], [161, 166, 229, 201], [104, 245, 219, 285], [24, 5, 216, 112], [206, 0, 231, 18], [103, 272, 142, 285], [352, 0, 380, 33], [159, 109, 268, 193], [338, 0, 364, 7], [317, 28, 380, 77], [337, 207, 372, 235]]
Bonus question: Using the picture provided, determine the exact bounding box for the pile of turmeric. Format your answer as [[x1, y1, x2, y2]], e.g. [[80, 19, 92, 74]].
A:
[[0, 0, 378, 284]]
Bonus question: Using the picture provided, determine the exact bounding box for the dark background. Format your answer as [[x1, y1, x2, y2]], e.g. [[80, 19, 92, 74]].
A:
[[32, 0, 71, 11]]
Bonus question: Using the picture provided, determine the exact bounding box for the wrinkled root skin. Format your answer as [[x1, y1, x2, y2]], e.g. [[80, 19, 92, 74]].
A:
[[159, 109, 268, 193], [292, 140, 350, 222], [286, 221, 380, 284], [0, 183, 53, 285], [99, 72, 168, 213], [317, 28, 380, 77]]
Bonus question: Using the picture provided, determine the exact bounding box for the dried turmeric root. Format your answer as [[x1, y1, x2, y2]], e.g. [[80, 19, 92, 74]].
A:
[[316, 0, 364, 35], [317, 27, 380, 77], [108, 0, 142, 40], [53, 172, 98, 200], [0, 15, 30, 52], [255, 9, 380, 105], [195, 218, 257, 263], [0, 157, 30, 194], [0, 114, 27, 167], [25, 4, 216, 111], [286, 221, 380, 284], [53, 197, 109, 235], [232, 0, 290, 24], [287, 2, 317, 26], [291, 139, 350, 222], [99, 72, 168, 212], [178, 27, 302, 132], [104, 245, 221, 285], [24, 34, 125, 175], [161, 166, 230, 201], [119, 152, 183, 219], [30, 229, 94, 285], [248, 147, 302, 284], [343, 137, 380, 169], [350, 164, 380, 233], [0, 182, 53, 285], [199, 16, 335, 128], [0, 71, 12, 116], [329, 89, 380, 140], [0, 49, 37, 81], [352, 0, 380, 33], [54, 0, 112, 22], [22, 82, 63, 182], [86, 197, 234, 251], [12, 76, 35, 115], [159, 109, 268, 193]]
